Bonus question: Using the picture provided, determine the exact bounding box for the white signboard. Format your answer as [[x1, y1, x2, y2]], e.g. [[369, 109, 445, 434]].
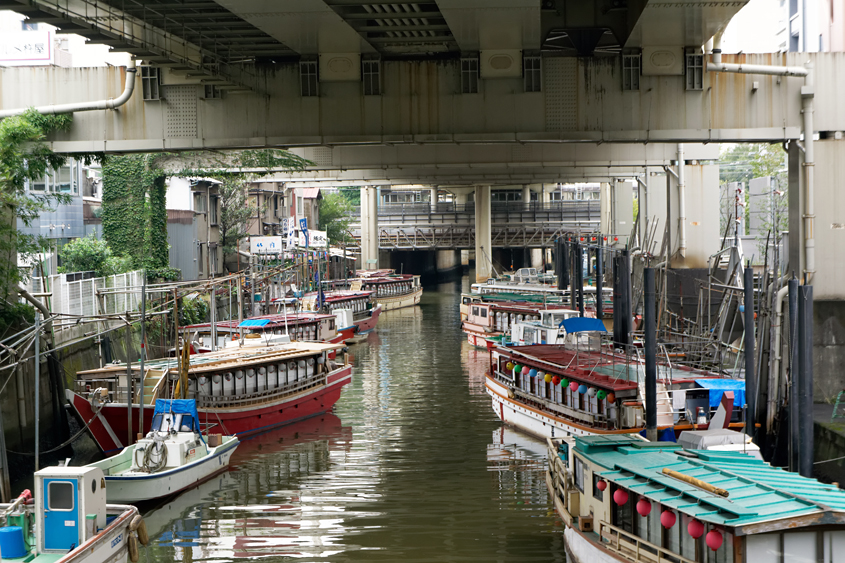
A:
[[0, 31, 52, 66], [286, 217, 297, 248], [250, 236, 283, 254], [298, 230, 327, 248]]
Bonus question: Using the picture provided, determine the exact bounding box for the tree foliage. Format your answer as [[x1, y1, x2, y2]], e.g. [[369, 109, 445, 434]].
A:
[[318, 192, 354, 245], [58, 234, 133, 277], [219, 176, 261, 256], [0, 110, 75, 302]]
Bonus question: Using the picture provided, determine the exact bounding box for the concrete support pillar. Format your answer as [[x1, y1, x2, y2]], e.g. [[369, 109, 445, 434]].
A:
[[360, 186, 379, 270], [530, 249, 544, 269], [430, 187, 438, 211], [475, 185, 492, 282], [522, 185, 531, 210], [668, 163, 719, 268]]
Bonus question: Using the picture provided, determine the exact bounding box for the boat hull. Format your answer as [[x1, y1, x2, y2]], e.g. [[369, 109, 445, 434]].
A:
[[69, 365, 353, 453], [103, 439, 239, 503], [354, 304, 382, 335], [376, 287, 422, 311], [485, 374, 638, 440]]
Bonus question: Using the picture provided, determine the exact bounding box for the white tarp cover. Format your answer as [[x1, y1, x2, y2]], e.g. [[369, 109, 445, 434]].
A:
[[678, 428, 748, 450]]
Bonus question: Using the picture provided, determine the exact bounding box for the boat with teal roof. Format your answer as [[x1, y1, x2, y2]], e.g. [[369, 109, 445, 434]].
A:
[[546, 434, 845, 563]]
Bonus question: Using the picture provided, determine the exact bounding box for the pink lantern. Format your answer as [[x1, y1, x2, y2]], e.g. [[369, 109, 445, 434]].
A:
[[706, 530, 723, 551], [636, 498, 652, 517], [613, 489, 629, 505], [688, 519, 705, 539], [596, 480, 607, 491], [522, 365, 530, 375], [660, 510, 677, 529], [569, 381, 579, 392]]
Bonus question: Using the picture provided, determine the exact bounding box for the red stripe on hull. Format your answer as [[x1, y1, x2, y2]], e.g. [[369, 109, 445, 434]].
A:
[[69, 366, 353, 453], [354, 304, 382, 334]]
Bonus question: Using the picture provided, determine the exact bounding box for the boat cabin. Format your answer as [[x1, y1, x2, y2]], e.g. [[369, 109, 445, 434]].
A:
[[510, 308, 580, 345], [185, 313, 338, 350], [33, 466, 108, 553], [548, 435, 845, 563]]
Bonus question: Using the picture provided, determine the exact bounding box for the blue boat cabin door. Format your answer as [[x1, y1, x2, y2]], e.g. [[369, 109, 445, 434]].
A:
[[43, 478, 79, 550]]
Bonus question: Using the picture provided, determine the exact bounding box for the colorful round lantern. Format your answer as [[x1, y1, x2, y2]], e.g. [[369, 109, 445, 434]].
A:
[[596, 480, 608, 491], [569, 381, 579, 392], [597, 390, 607, 400], [528, 369, 538, 378], [587, 387, 598, 397], [506, 362, 514, 371], [561, 378, 570, 388], [544, 373, 553, 383], [705, 530, 723, 551], [578, 384, 588, 394], [636, 498, 652, 517], [660, 510, 677, 529], [613, 489, 629, 505], [522, 366, 530, 375], [688, 519, 705, 539], [513, 364, 522, 374], [606, 392, 616, 403], [533, 371, 541, 378], [552, 376, 561, 386]]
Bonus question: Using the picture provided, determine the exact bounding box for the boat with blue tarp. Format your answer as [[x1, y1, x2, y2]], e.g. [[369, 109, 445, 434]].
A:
[[85, 399, 239, 503]]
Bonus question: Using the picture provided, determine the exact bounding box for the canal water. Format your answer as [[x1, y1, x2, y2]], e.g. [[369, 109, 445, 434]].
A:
[[141, 276, 566, 562]]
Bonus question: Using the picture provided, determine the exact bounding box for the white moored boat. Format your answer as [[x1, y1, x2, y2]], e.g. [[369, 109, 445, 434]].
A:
[[86, 399, 239, 503], [0, 467, 147, 563]]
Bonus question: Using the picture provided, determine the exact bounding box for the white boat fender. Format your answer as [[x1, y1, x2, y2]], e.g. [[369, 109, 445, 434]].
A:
[[128, 533, 140, 562]]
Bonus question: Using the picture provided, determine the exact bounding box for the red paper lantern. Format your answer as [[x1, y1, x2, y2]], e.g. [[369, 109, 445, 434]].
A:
[[705, 530, 723, 551], [606, 392, 616, 403], [660, 510, 677, 529], [613, 489, 629, 505], [596, 480, 608, 491], [688, 519, 705, 539], [636, 498, 652, 517], [552, 375, 561, 386]]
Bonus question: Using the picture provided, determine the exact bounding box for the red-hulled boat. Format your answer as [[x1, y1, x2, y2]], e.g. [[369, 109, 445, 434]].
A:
[[67, 341, 352, 454]]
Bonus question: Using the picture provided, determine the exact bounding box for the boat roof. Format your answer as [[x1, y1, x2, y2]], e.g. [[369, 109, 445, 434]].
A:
[[184, 313, 335, 331], [77, 341, 340, 376], [574, 435, 845, 531]]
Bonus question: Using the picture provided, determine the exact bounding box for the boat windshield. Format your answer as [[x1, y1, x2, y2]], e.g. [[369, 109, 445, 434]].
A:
[[150, 412, 196, 433]]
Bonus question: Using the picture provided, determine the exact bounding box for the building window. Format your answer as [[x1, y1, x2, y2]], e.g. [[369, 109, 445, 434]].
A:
[[296, 196, 303, 216], [210, 195, 219, 225], [197, 244, 204, 274], [140, 66, 160, 101], [203, 85, 222, 100], [685, 51, 703, 91], [524, 54, 541, 92], [574, 456, 585, 493], [210, 245, 218, 275], [193, 192, 207, 213], [622, 52, 641, 91], [362, 58, 381, 96], [22, 21, 38, 31], [300, 59, 318, 97], [56, 165, 72, 193], [30, 173, 47, 192], [460, 56, 479, 94]]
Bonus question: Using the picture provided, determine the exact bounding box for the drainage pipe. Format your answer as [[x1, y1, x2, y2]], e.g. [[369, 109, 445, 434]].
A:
[[677, 144, 686, 258], [0, 60, 137, 119], [767, 282, 790, 428], [708, 33, 813, 281]]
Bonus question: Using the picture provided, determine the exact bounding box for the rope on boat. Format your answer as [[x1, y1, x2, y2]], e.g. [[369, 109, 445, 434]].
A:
[[6, 401, 105, 456]]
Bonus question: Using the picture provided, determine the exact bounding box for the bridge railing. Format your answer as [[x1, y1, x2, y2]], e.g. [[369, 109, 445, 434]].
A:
[[351, 200, 598, 216]]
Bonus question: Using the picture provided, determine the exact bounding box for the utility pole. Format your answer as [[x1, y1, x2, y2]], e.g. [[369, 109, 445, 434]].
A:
[[34, 311, 40, 471]]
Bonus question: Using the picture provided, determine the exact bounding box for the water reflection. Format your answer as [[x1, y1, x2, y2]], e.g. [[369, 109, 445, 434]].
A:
[[141, 280, 565, 562]]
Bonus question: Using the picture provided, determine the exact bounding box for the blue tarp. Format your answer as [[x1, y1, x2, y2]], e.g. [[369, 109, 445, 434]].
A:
[[639, 427, 677, 442], [153, 399, 203, 435], [238, 319, 272, 328], [560, 317, 608, 333], [695, 379, 746, 408]]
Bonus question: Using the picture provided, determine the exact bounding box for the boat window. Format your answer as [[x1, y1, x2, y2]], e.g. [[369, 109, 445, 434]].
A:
[[573, 456, 585, 493], [472, 306, 479, 317], [592, 472, 603, 501], [151, 413, 182, 432], [480, 308, 487, 318], [48, 481, 74, 510], [179, 415, 194, 432]]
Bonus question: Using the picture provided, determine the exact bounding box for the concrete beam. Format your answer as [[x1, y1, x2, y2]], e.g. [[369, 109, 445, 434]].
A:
[[475, 185, 493, 282]]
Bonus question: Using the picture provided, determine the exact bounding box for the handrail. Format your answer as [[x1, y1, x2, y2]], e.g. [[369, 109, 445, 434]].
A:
[[598, 520, 697, 563]]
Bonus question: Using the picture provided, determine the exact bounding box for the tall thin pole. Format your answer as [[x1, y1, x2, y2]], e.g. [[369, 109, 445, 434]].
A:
[[644, 268, 657, 442], [596, 238, 603, 320], [788, 275, 800, 472], [210, 286, 217, 351], [237, 275, 244, 344], [744, 266, 756, 439], [798, 282, 814, 478], [576, 242, 585, 318], [34, 311, 40, 471], [139, 273, 146, 437], [126, 361, 132, 447]]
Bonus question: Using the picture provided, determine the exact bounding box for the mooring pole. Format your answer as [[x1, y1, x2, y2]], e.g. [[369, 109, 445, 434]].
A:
[[126, 361, 132, 447], [139, 273, 146, 438], [744, 266, 756, 439], [644, 268, 658, 441], [34, 311, 40, 471], [798, 282, 814, 478], [0, 400, 10, 501], [788, 275, 800, 472], [576, 242, 585, 317], [569, 240, 577, 311], [596, 238, 603, 320]]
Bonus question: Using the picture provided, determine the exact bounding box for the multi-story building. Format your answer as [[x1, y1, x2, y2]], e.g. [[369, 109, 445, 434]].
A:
[[246, 180, 322, 236], [165, 177, 222, 280]]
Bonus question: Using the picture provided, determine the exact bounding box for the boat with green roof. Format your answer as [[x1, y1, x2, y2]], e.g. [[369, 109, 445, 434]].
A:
[[546, 433, 845, 563]]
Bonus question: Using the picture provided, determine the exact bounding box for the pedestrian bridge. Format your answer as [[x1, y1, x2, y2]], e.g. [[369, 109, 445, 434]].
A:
[[350, 201, 599, 250]]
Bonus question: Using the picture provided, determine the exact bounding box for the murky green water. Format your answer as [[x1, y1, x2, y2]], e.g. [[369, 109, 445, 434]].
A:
[[141, 277, 566, 562]]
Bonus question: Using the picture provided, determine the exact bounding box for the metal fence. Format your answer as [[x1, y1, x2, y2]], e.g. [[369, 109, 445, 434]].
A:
[[28, 270, 144, 323]]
